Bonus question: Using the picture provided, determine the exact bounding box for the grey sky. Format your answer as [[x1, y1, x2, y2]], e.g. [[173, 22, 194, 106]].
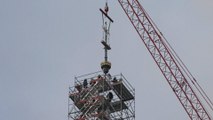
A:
[[0, 0, 213, 120]]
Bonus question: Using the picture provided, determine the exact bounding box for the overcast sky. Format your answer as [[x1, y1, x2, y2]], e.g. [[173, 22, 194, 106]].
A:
[[0, 0, 213, 120]]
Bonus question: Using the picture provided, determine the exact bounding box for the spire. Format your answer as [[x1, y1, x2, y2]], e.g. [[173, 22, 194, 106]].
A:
[[100, 2, 113, 74]]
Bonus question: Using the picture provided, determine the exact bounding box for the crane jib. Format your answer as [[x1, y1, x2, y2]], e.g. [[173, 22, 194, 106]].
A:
[[117, 0, 212, 119]]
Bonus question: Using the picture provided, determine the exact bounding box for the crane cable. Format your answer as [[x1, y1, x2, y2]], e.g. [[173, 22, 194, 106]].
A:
[[139, 3, 213, 112]]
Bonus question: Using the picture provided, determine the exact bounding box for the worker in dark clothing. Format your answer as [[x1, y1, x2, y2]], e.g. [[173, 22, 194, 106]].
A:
[[83, 79, 88, 88], [107, 92, 113, 102], [112, 77, 117, 83], [98, 75, 102, 79]]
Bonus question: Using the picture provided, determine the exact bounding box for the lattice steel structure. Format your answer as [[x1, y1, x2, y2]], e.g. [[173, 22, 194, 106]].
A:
[[117, 0, 211, 119], [68, 71, 135, 120]]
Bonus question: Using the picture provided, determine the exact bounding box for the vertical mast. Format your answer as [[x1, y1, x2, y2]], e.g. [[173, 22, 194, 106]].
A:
[[100, 2, 114, 74]]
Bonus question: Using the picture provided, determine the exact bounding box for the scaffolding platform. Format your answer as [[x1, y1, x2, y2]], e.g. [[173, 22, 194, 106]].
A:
[[112, 80, 134, 101], [68, 72, 135, 120]]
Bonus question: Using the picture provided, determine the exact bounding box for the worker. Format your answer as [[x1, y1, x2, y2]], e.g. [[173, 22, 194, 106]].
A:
[[98, 75, 102, 79], [107, 92, 113, 102], [89, 78, 96, 87], [75, 84, 82, 92], [112, 77, 117, 83], [83, 79, 88, 88]]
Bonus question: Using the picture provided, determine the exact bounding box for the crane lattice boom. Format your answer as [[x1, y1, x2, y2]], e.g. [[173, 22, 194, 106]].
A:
[[118, 0, 211, 119]]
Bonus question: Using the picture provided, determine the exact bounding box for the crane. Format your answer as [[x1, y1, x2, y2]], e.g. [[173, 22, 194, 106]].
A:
[[115, 0, 213, 119]]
